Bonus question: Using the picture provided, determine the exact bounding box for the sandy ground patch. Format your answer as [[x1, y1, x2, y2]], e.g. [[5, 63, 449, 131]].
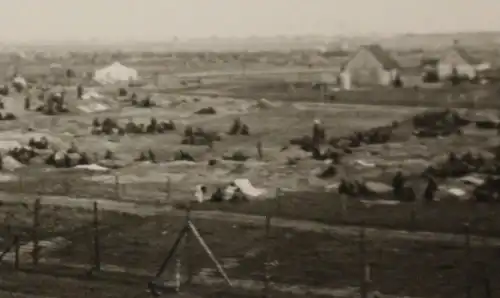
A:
[[3, 94, 493, 207]]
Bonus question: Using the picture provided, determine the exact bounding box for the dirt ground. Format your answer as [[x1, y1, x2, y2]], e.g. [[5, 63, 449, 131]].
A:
[[2, 88, 499, 237], [0, 203, 94, 239], [27, 215, 500, 298], [3, 73, 500, 297], [0, 200, 144, 249], [0, 214, 332, 298], [237, 227, 500, 298], [189, 119, 500, 236], [0, 269, 329, 298], [0, 92, 417, 202], [192, 191, 500, 236], [216, 80, 500, 109]]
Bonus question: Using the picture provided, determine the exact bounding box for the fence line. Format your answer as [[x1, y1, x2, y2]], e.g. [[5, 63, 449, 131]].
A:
[[0, 197, 494, 297], [4, 172, 173, 204], [4, 173, 500, 239]]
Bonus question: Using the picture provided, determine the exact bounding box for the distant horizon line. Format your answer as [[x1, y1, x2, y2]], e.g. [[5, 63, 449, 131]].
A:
[[1, 29, 499, 45]]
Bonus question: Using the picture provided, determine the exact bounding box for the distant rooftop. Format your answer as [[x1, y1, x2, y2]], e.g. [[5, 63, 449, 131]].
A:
[[362, 44, 401, 69]]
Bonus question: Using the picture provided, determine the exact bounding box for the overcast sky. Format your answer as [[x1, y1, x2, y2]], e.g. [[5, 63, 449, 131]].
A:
[[0, 0, 498, 42]]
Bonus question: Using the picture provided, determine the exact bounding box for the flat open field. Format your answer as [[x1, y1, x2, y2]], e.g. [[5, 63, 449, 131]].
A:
[[191, 112, 500, 236], [3, 53, 500, 297], [0, 270, 324, 298], [35, 214, 500, 297], [0, 203, 94, 239], [0, 198, 145, 254], [0, 214, 331, 298], [3, 82, 500, 238], [0, 92, 418, 202], [191, 80, 500, 109], [192, 191, 500, 236]]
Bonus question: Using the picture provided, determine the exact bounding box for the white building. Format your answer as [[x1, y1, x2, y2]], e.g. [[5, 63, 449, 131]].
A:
[[437, 43, 488, 79], [94, 62, 138, 85]]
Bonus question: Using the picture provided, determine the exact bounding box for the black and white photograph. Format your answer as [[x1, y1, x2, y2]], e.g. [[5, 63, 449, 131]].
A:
[[0, 0, 499, 297]]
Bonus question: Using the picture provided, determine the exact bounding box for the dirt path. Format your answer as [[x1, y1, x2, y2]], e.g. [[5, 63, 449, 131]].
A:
[[190, 210, 500, 247], [0, 290, 56, 298], [1, 192, 499, 247], [0, 192, 172, 216], [291, 102, 428, 113]]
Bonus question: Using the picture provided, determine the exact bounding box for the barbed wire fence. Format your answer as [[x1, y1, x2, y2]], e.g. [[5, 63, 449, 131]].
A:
[[0, 194, 496, 297]]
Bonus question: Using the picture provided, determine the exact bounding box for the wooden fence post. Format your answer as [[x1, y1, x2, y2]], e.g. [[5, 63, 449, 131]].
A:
[[175, 255, 181, 292], [262, 214, 272, 298], [320, 83, 325, 101], [257, 141, 263, 160], [14, 236, 20, 270], [40, 177, 46, 195], [274, 188, 281, 216], [18, 174, 23, 193], [166, 178, 171, 201], [339, 194, 347, 219], [484, 277, 492, 298], [359, 223, 368, 298], [93, 201, 101, 271], [32, 198, 41, 266], [464, 223, 472, 298], [409, 204, 417, 231], [114, 174, 120, 200], [184, 207, 193, 285]]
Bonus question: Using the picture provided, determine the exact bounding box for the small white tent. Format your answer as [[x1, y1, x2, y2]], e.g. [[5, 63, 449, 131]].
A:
[[12, 75, 27, 88], [94, 62, 138, 85]]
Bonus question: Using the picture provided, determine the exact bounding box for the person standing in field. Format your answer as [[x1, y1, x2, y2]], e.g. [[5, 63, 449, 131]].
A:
[[312, 119, 325, 147], [256, 140, 263, 160], [424, 174, 438, 203], [77, 84, 84, 100], [24, 94, 31, 110], [392, 171, 405, 198]]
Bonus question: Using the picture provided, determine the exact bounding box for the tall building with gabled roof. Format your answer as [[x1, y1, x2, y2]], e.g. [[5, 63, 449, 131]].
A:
[[341, 44, 401, 86], [437, 40, 488, 79]]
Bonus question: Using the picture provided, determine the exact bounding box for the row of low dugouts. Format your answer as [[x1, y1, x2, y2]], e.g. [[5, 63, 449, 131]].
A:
[[424, 151, 500, 203], [1, 138, 93, 169], [285, 109, 500, 195], [89, 116, 251, 145], [0, 80, 27, 96], [285, 120, 397, 180], [287, 119, 396, 169], [408, 110, 500, 202], [380, 151, 500, 204], [27, 84, 168, 116], [90, 117, 177, 135], [0, 136, 171, 168], [289, 108, 492, 167], [289, 109, 474, 162], [12, 89, 71, 115], [335, 170, 439, 203], [413, 108, 500, 137], [1, 127, 255, 170], [0, 138, 160, 169], [1, 143, 252, 170], [119, 89, 158, 108]]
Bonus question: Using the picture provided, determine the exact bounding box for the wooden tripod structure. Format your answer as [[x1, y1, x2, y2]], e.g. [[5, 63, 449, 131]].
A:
[[148, 216, 232, 297]]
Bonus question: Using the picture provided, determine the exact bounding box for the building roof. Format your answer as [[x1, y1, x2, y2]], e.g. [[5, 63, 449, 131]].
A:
[[450, 46, 482, 65], [362, 44, 401, 70], [420, 57, 439, 67]]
